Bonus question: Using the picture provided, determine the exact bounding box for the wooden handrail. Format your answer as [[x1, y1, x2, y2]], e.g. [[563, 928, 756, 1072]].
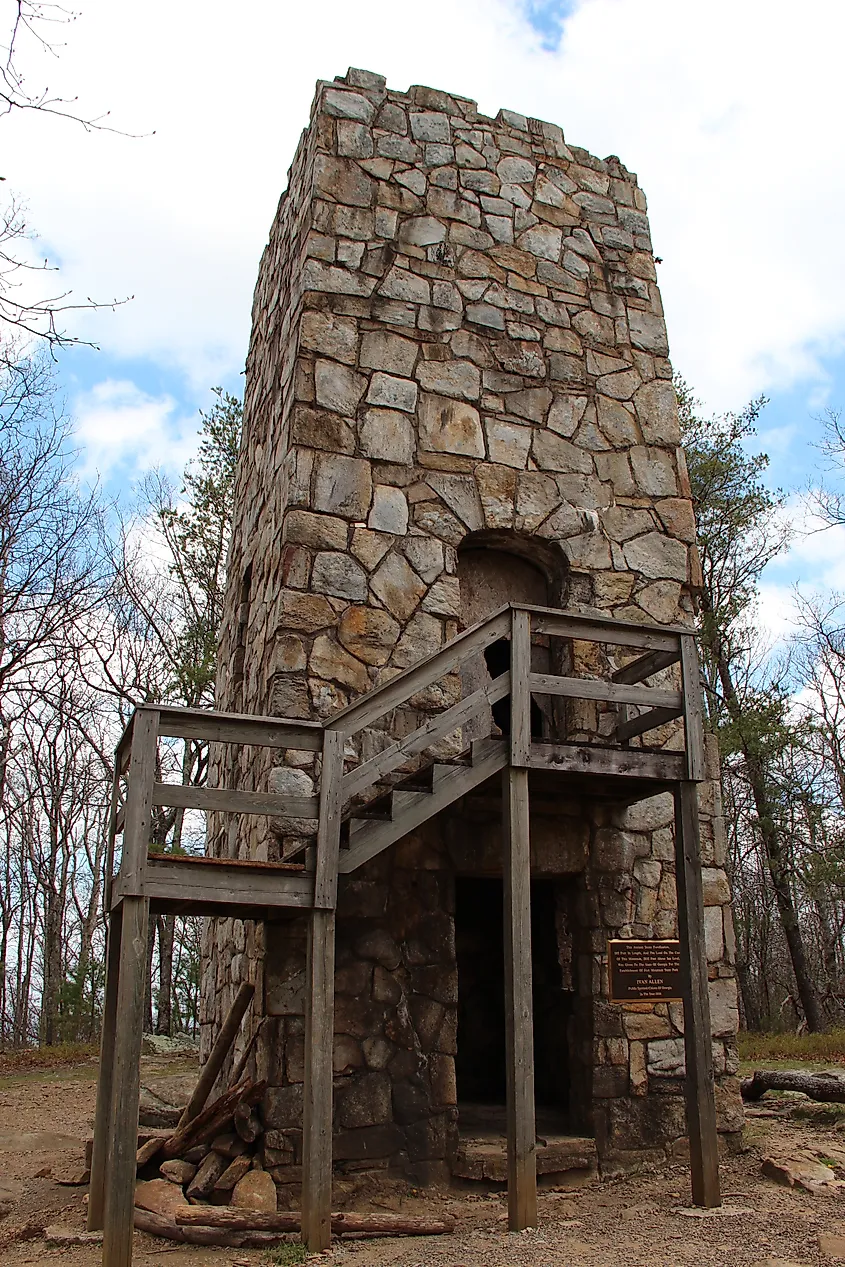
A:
[[327, 606, 511, 736], [112, 604, 700, 853], [341, 674, 510, 804]]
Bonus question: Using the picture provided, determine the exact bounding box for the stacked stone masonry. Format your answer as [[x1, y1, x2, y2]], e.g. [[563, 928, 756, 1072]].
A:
[[203, 68, 742, 1199]]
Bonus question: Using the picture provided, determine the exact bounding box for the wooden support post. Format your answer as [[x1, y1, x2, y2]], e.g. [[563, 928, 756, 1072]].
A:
[[302, 908, 336, 1252], [510, 607, 532, 768], [102, 708, 158, 1267], [302, 727, 342, 1251], [314, 729, 343, 910], [87, 902, 122, 1231], [102, 895, 149, 1266], [674, 781, 721, 1208], [502, 764, 537, 1231], [680, 635, 705, 782]]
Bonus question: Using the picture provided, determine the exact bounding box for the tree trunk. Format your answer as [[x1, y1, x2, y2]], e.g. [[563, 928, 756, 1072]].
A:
[[701, 603, 825, 1032], [144, 920, 156, 1033], [156, 915, 175, 1036], [742, 1068, 845, 1102]]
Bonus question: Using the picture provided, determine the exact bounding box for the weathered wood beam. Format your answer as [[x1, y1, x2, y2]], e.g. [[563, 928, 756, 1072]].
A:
[[314, 729, 344, 913], [674, 781, 721, 1208], [510, 609, 532, 768], [615, 705, 684, 742], [531, 613, 681, 651], [155, 706, 322, 750], [612, 647, 681, 684], [151, 783, 319, 818], [113, 857, 313, 912], [175, 1208, 456, 1235], [302, 908, 336, 1252], [527, 743, 685, 781], [87, 904, 122, 1232], [102, 707, 157, 1266], [502, 764, 537, 1231], [102, 895, 149, 1267], [529, 672, 682, 711], [742, 1069, 845, 1102], [680, 634, 706, 781]]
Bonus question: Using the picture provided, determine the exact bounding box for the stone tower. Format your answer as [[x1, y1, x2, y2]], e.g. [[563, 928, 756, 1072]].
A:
[[204, 69, 741, 1196]]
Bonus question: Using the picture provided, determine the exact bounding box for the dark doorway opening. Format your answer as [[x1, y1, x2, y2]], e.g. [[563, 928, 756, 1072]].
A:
[[455, 876, 575, 1116]]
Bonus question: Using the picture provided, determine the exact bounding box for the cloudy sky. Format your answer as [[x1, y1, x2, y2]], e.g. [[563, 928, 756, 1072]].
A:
[[4, 0, 845, 633]]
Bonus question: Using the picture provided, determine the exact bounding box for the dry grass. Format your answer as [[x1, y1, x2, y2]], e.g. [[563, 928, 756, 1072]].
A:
[[738, 1028, 845, 1065], [0, 1041, 99, 1075]]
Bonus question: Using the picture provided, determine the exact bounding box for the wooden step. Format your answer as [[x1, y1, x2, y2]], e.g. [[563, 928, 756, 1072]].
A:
[[338, 739, 507, 874]]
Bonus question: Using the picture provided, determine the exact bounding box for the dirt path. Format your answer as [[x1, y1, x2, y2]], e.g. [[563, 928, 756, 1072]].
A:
[[1, 1057, 845, 1266]]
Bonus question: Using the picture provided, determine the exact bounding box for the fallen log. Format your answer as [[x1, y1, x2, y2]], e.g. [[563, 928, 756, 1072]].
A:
[[133, 1208, 285, 1249], [229, 1015, 266, 1088], [742, 1069, 845, 1103], [176, 1207, 457, 1236], [177, 982, 255, 1128]]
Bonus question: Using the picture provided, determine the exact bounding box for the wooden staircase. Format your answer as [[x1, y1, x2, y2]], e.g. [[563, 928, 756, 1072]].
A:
[[88, 602, 722, 1267], [341, 738, 506, 871]]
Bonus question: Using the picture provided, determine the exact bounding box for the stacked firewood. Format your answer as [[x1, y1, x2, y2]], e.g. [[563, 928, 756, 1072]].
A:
[[133, 1075, 454, 1248]]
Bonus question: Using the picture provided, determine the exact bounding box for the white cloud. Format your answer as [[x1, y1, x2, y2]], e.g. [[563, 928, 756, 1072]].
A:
[[3, 0, 845, 412], [73, 380, 198, 482]]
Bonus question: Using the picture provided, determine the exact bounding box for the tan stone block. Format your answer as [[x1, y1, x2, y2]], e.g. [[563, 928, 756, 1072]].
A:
[[360, 331, 419, 376], [702, 868, 731, 905], [485, 418, 532, 469], [476, 464, 517, 528], [284, 509, 347, 550], [338, 606, 399, 665], [358, 409, 415, 465], [231, 1169, 278, 1213], [299, 311, 359, 363], [276, 590, 336, 634], [350, 527, 392, 571], [634, 379, 681, 445], [624, 1011, 672, 1040], [313, 453, 373, 519], [310, 635, 369, 692], [629, 1040, 648, 1096], [371, 552, 427, 622], [417, 359, 481, 401], [314, 154, 374, 207], [419, 393, 485, 457], [533, 429, 593, 474], [655, 496, 696, 542], [311, 551, 367, 601]]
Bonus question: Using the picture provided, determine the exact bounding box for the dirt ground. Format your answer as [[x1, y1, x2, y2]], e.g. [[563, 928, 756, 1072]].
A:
[[2, 1054, 845, 1266]]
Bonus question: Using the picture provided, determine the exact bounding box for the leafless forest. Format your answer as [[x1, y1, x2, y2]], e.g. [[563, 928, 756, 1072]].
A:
[[2, 4, 845, 1050]]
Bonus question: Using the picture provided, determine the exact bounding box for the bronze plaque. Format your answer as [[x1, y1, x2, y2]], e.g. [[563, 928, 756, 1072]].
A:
[[608, 939, 683, 1003]]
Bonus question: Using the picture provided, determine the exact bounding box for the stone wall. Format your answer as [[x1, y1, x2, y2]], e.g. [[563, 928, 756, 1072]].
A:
[[202, 67, 743, 1190]]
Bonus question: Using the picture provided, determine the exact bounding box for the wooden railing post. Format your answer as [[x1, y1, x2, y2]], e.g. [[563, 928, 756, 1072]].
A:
[[675, 634, 720, 1206], [674, 780, 721, 1208], [510, 607, 532, 767], [101, 707, 158, 1267], [680, 634, 705, 782], [503, 609, 536, 1230], [503, 761, 537, 1230], [302, 728, 343, 1252]]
